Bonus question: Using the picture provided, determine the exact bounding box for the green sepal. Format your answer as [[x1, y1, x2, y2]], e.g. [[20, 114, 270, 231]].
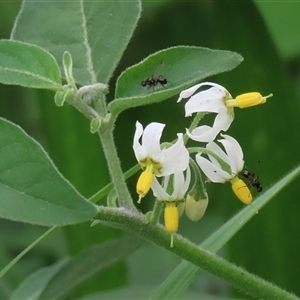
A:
[[54, 87, 75, 107], [90, 117, 102, 134]]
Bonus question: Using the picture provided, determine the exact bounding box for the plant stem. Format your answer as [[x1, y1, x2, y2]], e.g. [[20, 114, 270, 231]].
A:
[[149, 200, 164, 224], [97, 128, 136, 211], [95, 206, 298, 300]]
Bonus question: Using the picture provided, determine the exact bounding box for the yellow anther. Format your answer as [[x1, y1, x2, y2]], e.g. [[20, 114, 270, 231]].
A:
[[164, 202, 179, 247], [230, 176, 253, 205], [164, 203, 179, 233], [136, 171, 154, 203], [226, 92, 273, 109]]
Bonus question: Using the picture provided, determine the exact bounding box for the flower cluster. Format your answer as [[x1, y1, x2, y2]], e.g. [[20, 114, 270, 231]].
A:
[[133, 82, 272, 246]]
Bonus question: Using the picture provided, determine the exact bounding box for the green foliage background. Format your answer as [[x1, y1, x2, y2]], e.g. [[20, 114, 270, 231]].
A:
[[0, 1, 300, 299]]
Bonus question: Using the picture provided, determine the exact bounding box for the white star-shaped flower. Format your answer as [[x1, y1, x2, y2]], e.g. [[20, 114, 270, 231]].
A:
[[178, 82, 272, 143], [133, 121, 189, 203], [196, 134, 252, 204]]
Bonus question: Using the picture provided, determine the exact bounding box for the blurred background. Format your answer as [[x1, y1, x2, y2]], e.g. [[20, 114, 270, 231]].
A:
[[0, 1, 300, 299]]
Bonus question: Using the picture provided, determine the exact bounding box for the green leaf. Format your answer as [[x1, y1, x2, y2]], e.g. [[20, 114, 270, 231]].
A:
[[10, 259, 69, 300], [0, 118, 97, 226], [109, 46, 243, 116], [11, 1, 141, 86], [151, 165, 300, 299], [35, 236, 143, 299], [0, 40, 62, 90]]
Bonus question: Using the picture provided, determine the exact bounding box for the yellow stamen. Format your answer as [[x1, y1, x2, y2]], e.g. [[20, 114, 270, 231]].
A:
[[164, 203, 179, 247], [230, 176, 253, 204], [136, 171, 154, 203], [226, 92, 273, 109]]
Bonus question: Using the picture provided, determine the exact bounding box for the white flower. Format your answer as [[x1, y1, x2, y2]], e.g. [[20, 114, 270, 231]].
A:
[[178, 82, 234, 143], [195, 134, 252, 204], [178, 82, 272, 143], [151, 167, 191, 201], [133, 121, 189, 202], [196, 134, 244, 182]]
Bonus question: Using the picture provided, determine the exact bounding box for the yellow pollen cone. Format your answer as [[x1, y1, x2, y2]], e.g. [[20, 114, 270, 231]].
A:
[[164, 203, 179, 248], [164, 203, 179, 233], [136, 171, 154, 203], [230, 177, 253, 205], [226, 92, 273, 109]]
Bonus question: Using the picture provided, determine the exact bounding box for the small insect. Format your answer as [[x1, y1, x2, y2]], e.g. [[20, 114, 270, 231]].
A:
[[242, 170, 263, 192], [141, 75, 167, 88]]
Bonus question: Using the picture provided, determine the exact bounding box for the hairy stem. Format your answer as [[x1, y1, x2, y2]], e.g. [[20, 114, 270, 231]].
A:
[[97, 127, 136, 211], [95, 206, 298, 300]]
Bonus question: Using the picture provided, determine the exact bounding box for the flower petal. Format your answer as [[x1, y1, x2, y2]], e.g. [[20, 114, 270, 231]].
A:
[[133, 121, 146, 161], [187, 110, 234, 143], [184, 87, 227, 117], [133, 121, 167, 162], [178, 82, 229, 102], [142, 122, 165, 159], [206, 140, 229, 167], [187, 124, 219, 143], [196, 153, 231, 183], [171, 167, 191, 200], [177, 83, 204, 102], [218, 134, 244, 174], [158, 134, 189, 176], [151, 177, 170, 200]]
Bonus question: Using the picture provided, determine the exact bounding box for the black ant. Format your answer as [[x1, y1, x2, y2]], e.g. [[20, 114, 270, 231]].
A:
[[141, 75, 167, 88], [242, 170, 263, 192]]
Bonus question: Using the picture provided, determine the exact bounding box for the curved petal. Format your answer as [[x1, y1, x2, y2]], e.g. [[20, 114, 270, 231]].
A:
[[213, 110, 234, 132], [151, 177, 170, 200], [183, 166, 191, 193], [178, 82, 229, 102], [158, 134, 189, 176], [206, 141, 229, 167], [184, 87, 227, 116], [172, 167, 191, 200], [218, 134, 244, 174], [196, 154, 231, 183], [171, 171, 185, 200], [142, 122, 165, 158], [187, 110, 233, 143], [133, 121, 147, 161], [177, 83, 204, 102], [187, 124, 220, 143]]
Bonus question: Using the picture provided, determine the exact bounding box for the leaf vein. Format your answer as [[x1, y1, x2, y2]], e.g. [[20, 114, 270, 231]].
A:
[[80, 0, 97, 84], [0, 66, 60, 88]]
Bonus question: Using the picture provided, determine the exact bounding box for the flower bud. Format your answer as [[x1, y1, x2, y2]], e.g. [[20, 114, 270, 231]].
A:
[[185, 194, 209, 222], [90, 117, 102, 133]]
